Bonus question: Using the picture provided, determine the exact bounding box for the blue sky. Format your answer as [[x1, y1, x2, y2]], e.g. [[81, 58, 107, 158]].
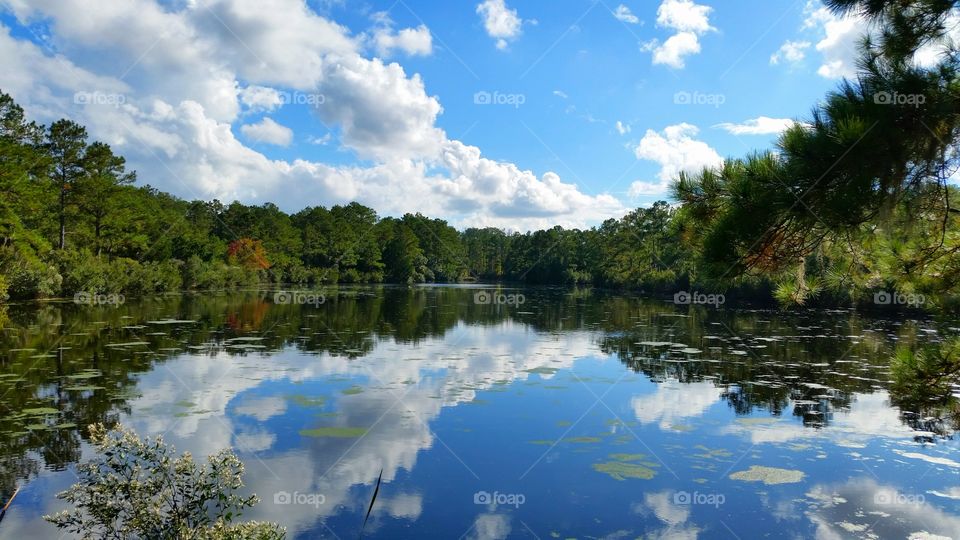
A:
[[0, 0, 868, 230]]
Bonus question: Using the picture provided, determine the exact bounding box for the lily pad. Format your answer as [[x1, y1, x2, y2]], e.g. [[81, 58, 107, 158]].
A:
[[299, 427, 368, 438], [592, 461, 658, 481]]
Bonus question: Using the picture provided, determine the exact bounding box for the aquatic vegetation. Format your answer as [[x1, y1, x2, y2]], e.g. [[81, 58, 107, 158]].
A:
[[299, 427, 369, 438], [591, 461, 658, 481], [564, 437, 602, 444], [287, 394, 327, 407], [608, 453, 648, 462]]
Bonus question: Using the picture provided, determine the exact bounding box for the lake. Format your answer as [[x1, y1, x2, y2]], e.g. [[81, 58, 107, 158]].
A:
[[0, 285, 958, 539]]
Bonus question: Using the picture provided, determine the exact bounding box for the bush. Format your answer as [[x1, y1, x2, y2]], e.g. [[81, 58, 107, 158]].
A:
[[45, 424, 285, 540], [4, 253, 62, 299]]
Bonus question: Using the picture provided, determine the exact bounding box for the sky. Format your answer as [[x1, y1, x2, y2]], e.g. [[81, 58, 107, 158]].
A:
[[0, 0, 873, 230]]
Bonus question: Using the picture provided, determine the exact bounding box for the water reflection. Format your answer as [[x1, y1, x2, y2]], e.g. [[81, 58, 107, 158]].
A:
[[0, 286, 957, 538]]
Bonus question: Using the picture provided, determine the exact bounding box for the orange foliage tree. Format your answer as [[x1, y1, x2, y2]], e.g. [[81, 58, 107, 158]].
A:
[[226, 238, 271, 270]]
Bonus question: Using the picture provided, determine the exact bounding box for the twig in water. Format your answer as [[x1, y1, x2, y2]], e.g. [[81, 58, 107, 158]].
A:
[[359, 469, 383, 539], [0, 485, 21, 524]]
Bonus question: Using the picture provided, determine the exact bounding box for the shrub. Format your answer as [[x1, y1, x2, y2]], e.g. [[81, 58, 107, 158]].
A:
[[5, 253, 62, 299], [45, 424, 284, 540]]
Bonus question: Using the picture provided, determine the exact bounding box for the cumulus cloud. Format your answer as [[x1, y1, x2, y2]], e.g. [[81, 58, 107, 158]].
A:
[[806, 4, 862, 78], [0, 0, 625, 230], [714, 116, 793, 135], [769, 40, 811, 65], [771, 1, 864, 79], [239, 85, 285, 112], [645, 0, 715, 68], [476, 0, 523, 50], [629, 123, 723, 196], [369, 16, 433, 57], [616, 121, 631, 135], [240, 117, 294, 146], [613, 4, 641, 25], [656, 0, 713, 33], [777, 2, 959, 76], [646, 32, 701, 68]]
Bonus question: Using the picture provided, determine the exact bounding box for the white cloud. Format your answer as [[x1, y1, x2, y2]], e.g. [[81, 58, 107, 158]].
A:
[[239, 85, 285, 112], [656, 0, 713, 34], [308, 133, 333, 145], [371, 23, 433, 57], [629, 123, 722, 197], [476, 0, 523, 50], [635, 123, 723, 181], [809, 6, 862, 78], [240, 117, 294, 146], [552, 90, 569, 99], [649, 32, 701, 68], [313, 54, 446, 161], [614, 4, 641, 25], [616, 120, 631, 135], [779, 2, 958, 77], [769, 40, 811, 65], [646, 0, 714, 68], [771, 2, 863, 79], [714, 116, 793, 135]]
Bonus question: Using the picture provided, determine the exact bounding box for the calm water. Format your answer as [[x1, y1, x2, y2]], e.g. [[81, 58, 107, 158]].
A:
[[1, 286, 959, 539]]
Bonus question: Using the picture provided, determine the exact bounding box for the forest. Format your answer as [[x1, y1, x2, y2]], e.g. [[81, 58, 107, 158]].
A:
[[0, 0, 958, 314]]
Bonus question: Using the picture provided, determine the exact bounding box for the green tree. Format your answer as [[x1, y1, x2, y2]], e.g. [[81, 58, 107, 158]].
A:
[[44, 120, 88, 250], [382, 221, 429, 283], [673, 0, 960, 302], [77, 142, 136, 255]]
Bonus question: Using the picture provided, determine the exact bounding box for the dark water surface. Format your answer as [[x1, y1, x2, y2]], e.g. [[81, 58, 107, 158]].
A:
[[1, 286, 958, 539]]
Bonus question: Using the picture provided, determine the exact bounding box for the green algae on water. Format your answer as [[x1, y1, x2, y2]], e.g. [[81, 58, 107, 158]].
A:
[[288, 394, 327, 407], [299, 427, 368, 438], [591, 460, 658, 481], [564, 436, 602, 444]]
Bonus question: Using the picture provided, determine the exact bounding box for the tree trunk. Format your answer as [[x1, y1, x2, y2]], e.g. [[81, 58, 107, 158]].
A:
[[58, 183, 66, 250]]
